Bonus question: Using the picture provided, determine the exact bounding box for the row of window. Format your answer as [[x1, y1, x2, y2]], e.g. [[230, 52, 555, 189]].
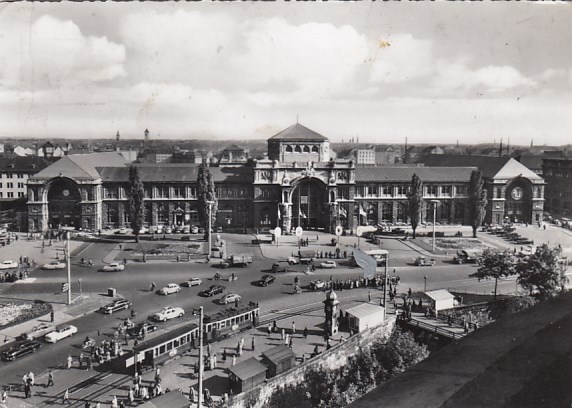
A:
[[0, 192, 24, 198], [284, 145, 320, 153], [0, 173, 25, 179], [0, 182, 26, 189], [356, 185, 467, 198], [104, 186, 199, 200]]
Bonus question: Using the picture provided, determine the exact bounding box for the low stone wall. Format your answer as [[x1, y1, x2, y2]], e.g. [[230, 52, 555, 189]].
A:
[[230, 316, 397, 408]]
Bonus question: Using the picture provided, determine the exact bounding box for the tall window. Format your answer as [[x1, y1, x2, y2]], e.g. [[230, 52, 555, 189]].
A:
[[157, 187, 169, 199], [456, 185, 467, 195], [173, 186, 185, 198], [382, 186, 392, 196], [366, 185, 377, 197], [396, 185, 407, 196], [426, 185, 437, 196], [441, 186, 452, 196], [6, 182, 13, 189]]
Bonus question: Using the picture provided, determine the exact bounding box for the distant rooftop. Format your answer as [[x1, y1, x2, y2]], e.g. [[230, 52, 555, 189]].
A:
[[268, 123, 328, 142]]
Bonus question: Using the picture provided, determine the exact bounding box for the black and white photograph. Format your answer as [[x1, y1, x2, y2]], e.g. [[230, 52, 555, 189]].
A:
[[0, 2, 571, 407]]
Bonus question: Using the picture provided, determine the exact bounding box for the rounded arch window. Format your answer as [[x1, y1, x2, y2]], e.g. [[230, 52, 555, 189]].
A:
[[294, 145, 302, 153], [303, 146, 310, 153], [312, 145, 319, 153], [286, 145, 293, 153]]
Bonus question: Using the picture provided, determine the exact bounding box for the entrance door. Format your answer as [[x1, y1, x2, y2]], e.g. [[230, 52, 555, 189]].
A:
[[291, 179, 327, 229], [48, 179, 81, 229]]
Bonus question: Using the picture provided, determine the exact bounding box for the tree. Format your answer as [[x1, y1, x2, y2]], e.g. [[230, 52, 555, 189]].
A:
[[407, 174, 423, 238], [516, 244, 567, 299], [469, 249, 517, 299], [197, 163, 218, 251], [468, 170, 487, 238], [127, 165, 145, 243]]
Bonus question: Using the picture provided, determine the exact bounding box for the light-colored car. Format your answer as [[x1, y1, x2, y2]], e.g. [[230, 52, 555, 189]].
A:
[[287, 257, 300, 265], [184, 277, 203, 287], [219, 293, 241, 305], [159, 283, 181, 295], [154, 306, 185, 322], [44, 325, 78, 343], [310, 280, 326, 290], [191, 225, 199, 234], [320, 260, 337, 269], [0, 260, 18, 270], [183, 226, 191, 234], [117, 227, 129, 235], [165, 227, 173, 234], [42, 260, 66, 270], [414, 256, 435, 266], [102, 262, 125, 272], [139, 226, 148, 234]]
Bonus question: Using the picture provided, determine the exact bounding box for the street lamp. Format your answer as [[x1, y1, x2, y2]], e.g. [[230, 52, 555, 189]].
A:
[[430, 200, 440, 252], [193, 307, 205, 408], [66, 232, 72, 305], [206, 201, 215, 261], [424, 275, 427, 292]]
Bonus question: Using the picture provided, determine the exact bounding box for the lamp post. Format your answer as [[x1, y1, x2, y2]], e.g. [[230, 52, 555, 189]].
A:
[[193, 307, 205, 407], [424, 275, 427, 292], [206, 201, 214, 261], [66, 232, 72, 305], [431, 200, 439, 252]]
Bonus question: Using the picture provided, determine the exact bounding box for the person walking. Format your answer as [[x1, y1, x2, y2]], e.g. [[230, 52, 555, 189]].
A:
[[368, 291, 372, 302], [251, 336, 255, 351], [232, 355, 236, 366], [47, 370, 54, 387], [303, 326, 308, 339], [67, 355, 73, 369], [111, 395, 118, 408], [50, 309, 55, 323], [292, 321, 296, 335], [267, 324, 272, 337], [63, 388, 70, 405]]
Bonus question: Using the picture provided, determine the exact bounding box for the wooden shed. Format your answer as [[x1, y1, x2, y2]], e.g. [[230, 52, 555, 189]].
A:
[[425, 289, 455, 311], [227, 358, 267, 394], [345, 303, 385, 333], [262, 344, 296, 378]]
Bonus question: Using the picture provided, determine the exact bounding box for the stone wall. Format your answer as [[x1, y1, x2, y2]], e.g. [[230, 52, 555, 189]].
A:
[[229, 316, 397, 408]]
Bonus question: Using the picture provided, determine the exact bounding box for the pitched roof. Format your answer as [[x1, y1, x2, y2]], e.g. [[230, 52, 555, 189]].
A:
[[262, 344, 296, 365], [227, 357, 267, 381], [99, 164, 253, 184], [420, 154, 510, 179], [355, 166, 476, 183], [32, 152, 127, 180], [268, 123, 328, 142], [425, 289, 454, 301], [494, 158, 543, 181], [345, 303, 385, 319], [0, 156, 52, 173], [138, 390, 191, 408]]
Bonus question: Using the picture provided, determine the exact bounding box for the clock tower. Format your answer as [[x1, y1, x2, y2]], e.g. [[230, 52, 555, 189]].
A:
[[323, 289, 340, 337]]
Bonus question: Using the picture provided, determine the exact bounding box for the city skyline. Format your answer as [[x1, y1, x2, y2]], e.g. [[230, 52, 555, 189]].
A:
[[1, 2, 571, 145]]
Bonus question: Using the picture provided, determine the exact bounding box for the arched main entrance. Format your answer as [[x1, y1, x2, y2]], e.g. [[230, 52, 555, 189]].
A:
[[47, 178, 81, 229], [291, 178, 328, 229]]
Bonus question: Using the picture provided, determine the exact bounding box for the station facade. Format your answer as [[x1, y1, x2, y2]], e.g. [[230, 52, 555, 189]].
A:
[[26, 124, 544, 233]]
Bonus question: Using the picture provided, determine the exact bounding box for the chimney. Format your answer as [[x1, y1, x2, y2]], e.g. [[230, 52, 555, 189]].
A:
[[499, 138, 503, 157]]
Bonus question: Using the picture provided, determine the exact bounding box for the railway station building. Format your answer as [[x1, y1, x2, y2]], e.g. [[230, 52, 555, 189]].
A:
[[26, 124, 544, 233]]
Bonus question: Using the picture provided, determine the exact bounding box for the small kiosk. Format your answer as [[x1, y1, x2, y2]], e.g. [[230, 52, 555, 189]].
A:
[[262, 344, 296, 378], [345, 303, 385, 333], [424, 289, 455, 311], [227, 358, 267, 394]]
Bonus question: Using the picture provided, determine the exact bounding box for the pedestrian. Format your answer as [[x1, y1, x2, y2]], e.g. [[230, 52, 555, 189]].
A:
[[24, 383, 31, 398], [79, 352, 84, 368], [67, 355, 73, 369], [251, 336, 255, 351], [232, 355, 236, 366], [111, 395, 118, 408], [267, 324, 272, 337], [95, 403, 101, 408], [223, 348, 227, 361], [63, 388, 70, 404], [303, 326, 308, 339], [281, 328, 285, 341], [368, 291, 372, 302], [289, 336, 293, 348], [50, 309, 55, 323], [292, 321, 296, 334], [189, 386, 196, 403], [272, 320, 278, 333], [235, 298, 239, 308], [47, 370, 54, 387], [1, 391, 7, 404], [285, 333, 289, 346]]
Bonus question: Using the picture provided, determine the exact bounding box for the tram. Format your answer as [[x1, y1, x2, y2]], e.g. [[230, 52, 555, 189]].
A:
[[116, 302, 260, 373]]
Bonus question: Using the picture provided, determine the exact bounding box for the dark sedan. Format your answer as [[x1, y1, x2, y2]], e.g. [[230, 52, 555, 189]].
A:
[[199, 284, 226, 297], [258, 275, 276, 287], [1, 340, 42, 361], [127, 322, 158, 339]]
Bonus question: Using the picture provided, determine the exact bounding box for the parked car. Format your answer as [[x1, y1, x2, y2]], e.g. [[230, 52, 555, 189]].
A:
[[287, 257, 300, 265], [310, 280, 326, 290], [414, 256, 435, 266], [183, 226, 191, 234], [258, 275, 276, 287], [271, 263, 291, 273], [200, 284, 226, 297], [184, 277, 203, 287], [42, 260, 66, 270], [165, 226, 173, 234], [116, 227, 129, 235], [154, 306, 185, 322], [191, 225, 199, 234], [0, 260, 18, 270], [101, 262, 125, 272], [45, 325, 78, 343], [158, 283, 181, 295], [1, 340, 42, 361], [99, 298, 132, 314], [139, 226, 148, 234], [127, 322, 158, 338], [320, 260, 337, 269], [219, 293, 241, 305]]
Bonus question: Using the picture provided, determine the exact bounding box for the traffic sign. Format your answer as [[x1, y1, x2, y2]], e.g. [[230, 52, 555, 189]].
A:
[[335, 225, 343, 236], [274, 227, 282, 237], [295, 227, 303, 237], [61, 282, 70, 292]]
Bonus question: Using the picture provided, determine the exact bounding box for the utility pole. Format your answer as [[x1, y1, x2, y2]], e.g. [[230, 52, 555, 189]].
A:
[[66, 232, 72, 305], [431, 200, 439, 252], [206, 201, 214, 261], [196, 307, 205, 407]]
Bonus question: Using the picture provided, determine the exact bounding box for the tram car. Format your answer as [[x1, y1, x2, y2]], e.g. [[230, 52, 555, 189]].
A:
[[204, 302, 260, 342], [115, 302, 259, 373]]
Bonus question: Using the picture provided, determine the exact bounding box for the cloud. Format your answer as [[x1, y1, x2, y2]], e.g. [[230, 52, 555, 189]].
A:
[[0, 13, 126, 90]]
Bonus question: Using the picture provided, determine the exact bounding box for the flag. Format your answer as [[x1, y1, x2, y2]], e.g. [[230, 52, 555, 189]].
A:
[[300, 210, 307, 219], [359, 205, 367, 217], [277, 205, 281, 220], [339, 206, 347, 218]]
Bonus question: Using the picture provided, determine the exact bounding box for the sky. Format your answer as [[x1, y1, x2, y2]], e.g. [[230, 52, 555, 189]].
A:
[[0, 2, 571, 145]]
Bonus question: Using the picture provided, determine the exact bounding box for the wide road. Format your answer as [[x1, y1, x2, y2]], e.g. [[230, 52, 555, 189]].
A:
[[0, 233, 511, 384]]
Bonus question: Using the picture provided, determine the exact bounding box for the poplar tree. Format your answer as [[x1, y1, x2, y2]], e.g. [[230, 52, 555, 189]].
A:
[[128, 165, 145, 243]]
